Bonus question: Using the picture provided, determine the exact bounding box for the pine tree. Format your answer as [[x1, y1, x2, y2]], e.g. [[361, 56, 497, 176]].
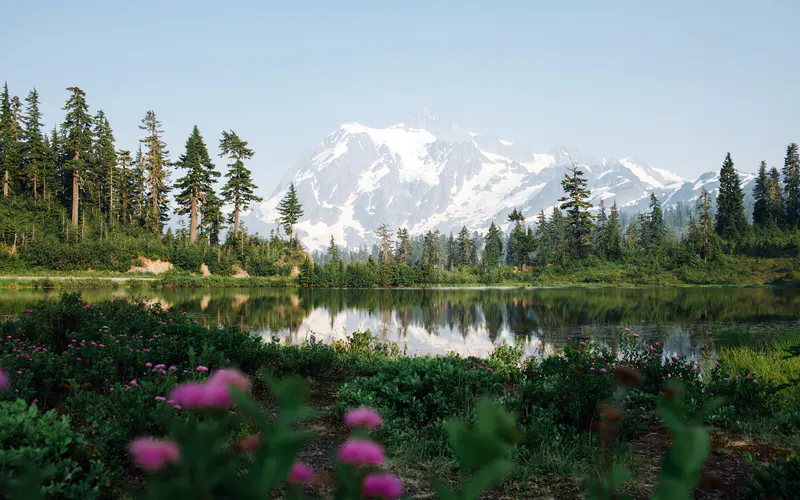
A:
[[768, 167, 784, 226], [116, 150, 134, 223], [784, 143, 800, 228], [174, 126, 219, 243], [131, 145, 147, 222], [446, 233, 456, 269], [139, 111, 170, 233], [715, 152, 748, 240], [220, 130, 261, 237], [645, 193, 666, 249], [559, 164, 595, 257], [482, 222, 502, 269], [276, 183, 303, 241], [0, 82, 11, 197], [394, 228, 413, 265], [91, 111, 116, 216], [456, 225, 472, 266], [752, 161, 770, 227], [604, 201, 623, 260], [327, 235, 340, 264], [61, 87, 93, 227], [594, 200, 608, 257], [200, 191, 225, 245], [21, 88, 47, 199], [374, 223, 393, 264], [699, 188, 714, 263], [421, 230, 442, 269], [507, 207, 526, 231]]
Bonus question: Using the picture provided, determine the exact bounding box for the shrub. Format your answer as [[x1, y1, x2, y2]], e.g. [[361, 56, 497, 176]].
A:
[[744, 452, 800, 499], [0, 399, 111, 499]]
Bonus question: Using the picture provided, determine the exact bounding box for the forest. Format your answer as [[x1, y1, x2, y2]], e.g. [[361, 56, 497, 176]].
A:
[[2, 81, 800, 287]]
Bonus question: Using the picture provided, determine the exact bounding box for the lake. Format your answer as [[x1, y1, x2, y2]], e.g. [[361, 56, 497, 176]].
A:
[[1, 286, 799, 357]]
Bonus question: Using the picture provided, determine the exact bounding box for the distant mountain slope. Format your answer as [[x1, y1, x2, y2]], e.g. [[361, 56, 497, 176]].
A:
[[244, 109, 754, 250]]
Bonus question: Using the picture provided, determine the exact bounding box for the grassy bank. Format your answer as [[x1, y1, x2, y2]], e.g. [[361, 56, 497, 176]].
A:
[[1, 293, 798, 498]]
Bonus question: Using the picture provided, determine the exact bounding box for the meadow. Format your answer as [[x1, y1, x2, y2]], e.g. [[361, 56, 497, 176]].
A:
[[1, 293, 799, 499]]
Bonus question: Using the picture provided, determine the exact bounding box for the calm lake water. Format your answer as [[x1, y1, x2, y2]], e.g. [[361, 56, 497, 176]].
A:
[[1, 287, 799, 357]]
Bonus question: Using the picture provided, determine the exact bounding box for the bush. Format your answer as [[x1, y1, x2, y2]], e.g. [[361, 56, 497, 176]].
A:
[[0, 399, 111, 499], [171, 245, 206, 273], [744, 452, 800, 499]]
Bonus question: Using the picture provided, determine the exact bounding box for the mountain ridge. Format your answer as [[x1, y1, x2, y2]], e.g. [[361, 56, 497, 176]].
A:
[[244, 110, 755, 250]]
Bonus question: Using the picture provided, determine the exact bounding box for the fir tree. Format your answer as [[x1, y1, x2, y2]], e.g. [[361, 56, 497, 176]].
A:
[[715, 152, 748, 240], [699, 188, 714, 263], [92, 111, 116, 215], [0, 82, 11, 197], [604, 201, 623, 260], [327, 235, 340, 264], [768, 167, 784, 226], [645, 193, 666, 250], [219, 130, 260, 237], [559, 164, 595, 257], [455, 225, 472, 266], [131, 145, 147, 221], [421, 230, 443, 270], [752, 161, 770, 227], [200, 191, 225, 245], [374, 223, 393, 264], [507, 207, 526, 231], [116, 150, 134, 223], [21, 88, 47, 199], [482, 222, 502, 269], [61, 87, 93, 227], [174, 126, 219, 243], [394, 228, 413, 265], [139, 110, 170, 233], [276, 183, 303, 241], [446, 233, 456, 269], [784, 143, 800, 228]]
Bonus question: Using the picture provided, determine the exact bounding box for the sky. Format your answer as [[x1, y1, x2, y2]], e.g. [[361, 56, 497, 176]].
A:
[[2, 0, 799, 195]]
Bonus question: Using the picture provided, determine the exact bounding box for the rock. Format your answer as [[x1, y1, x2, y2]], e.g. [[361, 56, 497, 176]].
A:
[[232, 265, 250, 278], [200, 263, 211, 277], [129, 258, 174, 274], [290, 266, 301, 278]]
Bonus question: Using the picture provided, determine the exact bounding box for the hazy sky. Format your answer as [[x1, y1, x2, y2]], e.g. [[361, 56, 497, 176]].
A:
[[3, 0, 799, 194]]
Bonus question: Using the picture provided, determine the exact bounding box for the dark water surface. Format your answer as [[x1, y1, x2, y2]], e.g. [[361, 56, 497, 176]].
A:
[[1, 287, 798, 357]]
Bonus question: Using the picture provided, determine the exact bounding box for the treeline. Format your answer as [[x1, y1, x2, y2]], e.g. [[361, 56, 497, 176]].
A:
[[301, 145, 800, 286], [0, 81, 312, 274]]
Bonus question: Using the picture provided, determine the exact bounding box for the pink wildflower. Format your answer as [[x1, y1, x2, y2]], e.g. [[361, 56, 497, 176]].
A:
[[145, 363, 152, 368], [155, 396, 166, 401], [129, 437, 180, 471], [208, 368, 250, 392], [632, 334, 640, 338], [363, 473, 404, 499], [338, 439, 385, 466], [130, 379, 138, 387], [288, 461, 315, 484], [344, 407, 383, 430], [196, 366, 209, 372], [599, 368, 607, 373]]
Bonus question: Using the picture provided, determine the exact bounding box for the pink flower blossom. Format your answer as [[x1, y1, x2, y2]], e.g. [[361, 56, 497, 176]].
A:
[[338, 439, 385, 466], [208, 368, 250, 392], [130, 379, 138, 387], [155, 396, 166, 401], [599, 368, 607, 373], [632, 334, 640, 338], [363, 473, 404, 499], [129, 437, 180, 471], [145, 363, 152, 368], [344, 407, 383, 430], [288, 461, 315, 484], [169, 381, 233, 409], [196, 366, 209, 372]]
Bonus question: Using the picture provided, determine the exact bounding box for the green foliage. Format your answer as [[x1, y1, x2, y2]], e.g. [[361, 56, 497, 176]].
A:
[[0, 399, 111, 499], [744, 452, 800, 499], [715, 152, 749, 241], [220, 130, 260, 236]]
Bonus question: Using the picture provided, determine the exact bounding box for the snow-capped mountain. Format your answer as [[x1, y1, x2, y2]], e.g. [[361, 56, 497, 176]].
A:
[[245, 109, 755, 250]]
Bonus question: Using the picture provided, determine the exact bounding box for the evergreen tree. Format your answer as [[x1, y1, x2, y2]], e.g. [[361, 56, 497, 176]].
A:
[[506, 222, 527, 267], [0, 82, 11, 197], [61, 87, 93, 227], [327, 235, 340, 264], [374, 223, 393, 264], [139, 110, 170, 233], [455, 225, 472, 266], [698, 188, 714, 263], [507, 207, 526, 231], [752, 161, 770, 227], [594, 200, 608, 257], [200, 191, 225, 245], [645, 193, 666, 250], [116, 150, 134, 223], [91, 111, 116, 215], [768, 167, 784, 226], [394, 228, 413, 265], [2, 93, 24, 196], [604, 201, 623, 260], [21, 88, 47, 199], [131, 145, 147, 221], [715, 152, 748, 240], [421, 230, 443, 270], [219, 130, 261, 238], [559, 165, 595, 257], [549, 207, 569, 266], [174, 126, 219, 243], [276, 183, 303, 242], [784, 143, 800, 228], [482, 222, 502, 268], [446, 232, 456, 269]]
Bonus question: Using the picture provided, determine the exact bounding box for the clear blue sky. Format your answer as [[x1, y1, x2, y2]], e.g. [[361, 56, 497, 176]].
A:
[[2, 0, 799, 193]]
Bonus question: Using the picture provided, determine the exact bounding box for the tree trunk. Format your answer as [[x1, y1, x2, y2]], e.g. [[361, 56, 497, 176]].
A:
[[2, 170, 8, 197], [71, 169, 79, 227], [232, 207, 240, 238], [189, 194, 198, 243], [33, 174, 38, 200]]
